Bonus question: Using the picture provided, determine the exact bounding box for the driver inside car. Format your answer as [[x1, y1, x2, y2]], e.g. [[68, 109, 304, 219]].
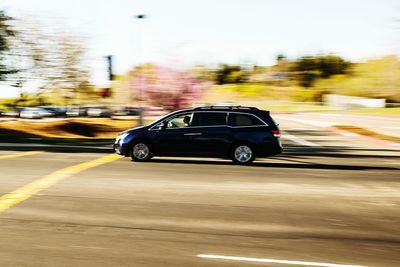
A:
[[183, 115, 191, 127]]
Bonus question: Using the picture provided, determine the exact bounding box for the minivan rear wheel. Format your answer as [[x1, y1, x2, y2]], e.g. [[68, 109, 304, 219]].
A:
[[130, 141, 153, 161], [231, 143, 255, 164]]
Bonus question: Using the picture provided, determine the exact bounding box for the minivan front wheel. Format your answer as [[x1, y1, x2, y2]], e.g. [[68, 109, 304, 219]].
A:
[[130, 142, 152, 161], [231, 143, 255, 164]]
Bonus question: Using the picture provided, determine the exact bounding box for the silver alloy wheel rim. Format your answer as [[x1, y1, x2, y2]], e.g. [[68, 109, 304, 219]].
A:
[[133, 143, 149, 160], [234, 145, 252, 163]]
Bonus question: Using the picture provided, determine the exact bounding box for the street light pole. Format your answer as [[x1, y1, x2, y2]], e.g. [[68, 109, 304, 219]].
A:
[[135, 14, 147, 126]]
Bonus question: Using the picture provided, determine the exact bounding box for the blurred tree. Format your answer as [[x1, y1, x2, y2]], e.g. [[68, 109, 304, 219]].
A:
[[6, 17, 94, 104], [50, 34, 93, 105], [5, 17, 45, 87], [292, 55, 350, 87], [130, 64, 208, 111], [0, 10, 16, 81], [189, 65, 216, 82], [315, 55, 400, 102], [215, 64, 247, 84], [318, 55, 351, 78], [276, 54, 287, 62]]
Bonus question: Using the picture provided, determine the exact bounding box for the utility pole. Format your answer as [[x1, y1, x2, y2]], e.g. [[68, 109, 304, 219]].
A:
[[106, 55, 114, 81], [134, 14, 147, 126]]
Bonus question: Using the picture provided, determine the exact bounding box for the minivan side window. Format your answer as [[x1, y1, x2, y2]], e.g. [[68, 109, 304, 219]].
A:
[[229, 113, 265, 127], [192, 112, 228, 126], [153, 113, 193, 129], [165, 113, 193, 128]]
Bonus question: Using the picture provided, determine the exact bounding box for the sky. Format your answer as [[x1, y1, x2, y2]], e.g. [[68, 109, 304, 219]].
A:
[[1, 0, 400, 86]]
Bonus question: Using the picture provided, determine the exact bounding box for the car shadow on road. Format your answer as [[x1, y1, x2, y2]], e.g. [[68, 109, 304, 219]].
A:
[[147, 158, 399, 171], [147, 144, 400, 171], [283, 145, 400, 159], [1, 143, 398, 171]]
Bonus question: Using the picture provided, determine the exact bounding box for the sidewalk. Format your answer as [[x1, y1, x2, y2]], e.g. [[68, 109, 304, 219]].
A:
[[274, 112, 400, 146]]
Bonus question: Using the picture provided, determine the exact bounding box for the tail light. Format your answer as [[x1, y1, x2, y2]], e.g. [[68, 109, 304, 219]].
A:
[[272, 130, 281, 138]]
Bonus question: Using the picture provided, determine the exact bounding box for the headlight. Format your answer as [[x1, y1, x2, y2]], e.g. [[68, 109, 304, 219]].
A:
[[117, 133, 129, 143]]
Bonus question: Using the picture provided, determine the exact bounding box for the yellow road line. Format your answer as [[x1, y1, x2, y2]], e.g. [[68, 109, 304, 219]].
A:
[[0, 151, 43, 160], [0, 154, 120, 214]]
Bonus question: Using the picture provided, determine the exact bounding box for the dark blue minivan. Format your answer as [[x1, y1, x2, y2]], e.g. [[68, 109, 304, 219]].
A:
[[114, 106, 282, 164]]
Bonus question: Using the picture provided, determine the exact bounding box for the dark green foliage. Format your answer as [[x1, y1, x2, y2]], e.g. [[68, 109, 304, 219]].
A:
[[318, 55, 350, 78], [0, 11, 14, 51], [215, 64, 247, 84], [292, 55, 350, 87], [0, 10, 15, 80], [276, 54, 287, 62]]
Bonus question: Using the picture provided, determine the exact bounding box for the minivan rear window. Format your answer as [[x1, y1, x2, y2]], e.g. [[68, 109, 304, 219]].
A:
[[229, 113, 264, 127], [192, 112, 228, 126]]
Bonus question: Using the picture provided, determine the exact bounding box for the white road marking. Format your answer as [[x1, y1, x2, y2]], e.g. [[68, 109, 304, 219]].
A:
[[282, 132, 320, 147], [275, 116, 333, 128], [350, 114, 400, 122], [197, 254, 367, 267]]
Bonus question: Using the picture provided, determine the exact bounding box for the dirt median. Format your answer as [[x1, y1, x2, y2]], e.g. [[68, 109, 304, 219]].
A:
[[333, 125, 400, 143], [0, 118, 138, 140]]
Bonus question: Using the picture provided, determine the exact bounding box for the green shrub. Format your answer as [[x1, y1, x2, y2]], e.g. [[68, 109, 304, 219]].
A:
[[292, 87, 330, 102]]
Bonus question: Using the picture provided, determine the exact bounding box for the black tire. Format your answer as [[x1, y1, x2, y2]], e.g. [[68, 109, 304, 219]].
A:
[[130, 141, 153, 162], [230, 142, 256, 164]]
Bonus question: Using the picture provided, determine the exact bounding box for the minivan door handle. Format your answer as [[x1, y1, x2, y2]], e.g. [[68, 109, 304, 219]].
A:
[[184, 133, 202, 136]]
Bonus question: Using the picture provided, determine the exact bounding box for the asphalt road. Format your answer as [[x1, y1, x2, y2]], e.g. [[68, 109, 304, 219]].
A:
[[0, 119, 399, 267]]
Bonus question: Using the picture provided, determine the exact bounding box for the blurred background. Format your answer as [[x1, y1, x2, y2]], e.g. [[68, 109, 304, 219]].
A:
[[0, 2, 400, 266], [0, 0, 399, 139]]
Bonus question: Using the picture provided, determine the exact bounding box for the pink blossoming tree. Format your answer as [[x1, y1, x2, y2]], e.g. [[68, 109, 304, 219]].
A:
[[131, 64, 208, 111]]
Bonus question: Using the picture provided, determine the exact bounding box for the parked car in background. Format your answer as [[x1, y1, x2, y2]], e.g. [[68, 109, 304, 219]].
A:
[[20, 107, 53, 119], [87, 106, 111, 117], [3, 107, 23, 118], [113, 105, 164, 117], [114, 106, 282, 164], [66, 106, 88, 117], [67, 106, 111, 117], [113, 106, 141, 116], [39, 106, 67, 117]]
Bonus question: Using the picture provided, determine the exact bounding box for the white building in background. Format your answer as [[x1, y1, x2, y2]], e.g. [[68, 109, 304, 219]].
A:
[[324, 94, 386, 109]]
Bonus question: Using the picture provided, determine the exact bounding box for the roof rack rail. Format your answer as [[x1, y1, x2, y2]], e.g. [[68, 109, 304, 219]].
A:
[[194, 105, 259, 111]]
